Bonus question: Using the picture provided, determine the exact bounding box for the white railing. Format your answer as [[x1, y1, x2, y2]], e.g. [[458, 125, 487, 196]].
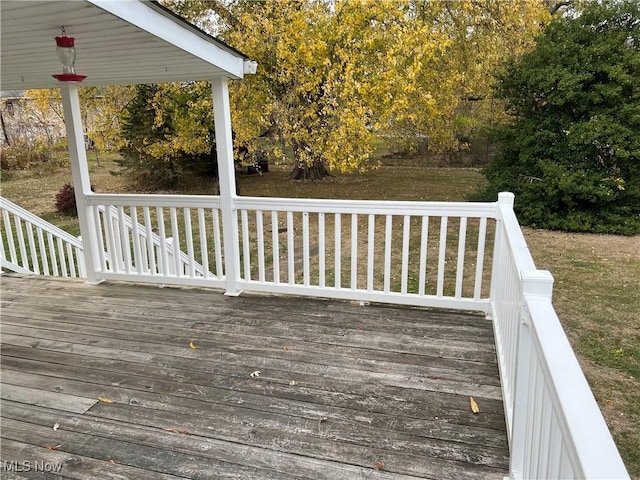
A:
[[86, 194, 224, 288], [0, 197, 85, 278], [490, 193, 629, 480], [1, 192, 630, 479], [234, 196, 496, 311], [96, 204, 208, 278]]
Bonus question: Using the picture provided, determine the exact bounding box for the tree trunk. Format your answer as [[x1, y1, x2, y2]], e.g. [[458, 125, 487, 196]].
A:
[[288, 158, 332, 181], [0, 109, 11, 146]]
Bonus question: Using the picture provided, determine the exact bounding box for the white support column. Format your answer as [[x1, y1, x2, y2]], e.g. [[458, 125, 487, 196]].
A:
[[60, 84, 101, 284], [211, 77, 241, 295]]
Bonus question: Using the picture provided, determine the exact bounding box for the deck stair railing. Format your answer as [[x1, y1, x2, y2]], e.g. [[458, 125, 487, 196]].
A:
[[0, 196, 210, 283], [96, 204, 209, 279], [0, 192, 630, 479], [87, 194, 225, 288], [0, 197, 85, 278]]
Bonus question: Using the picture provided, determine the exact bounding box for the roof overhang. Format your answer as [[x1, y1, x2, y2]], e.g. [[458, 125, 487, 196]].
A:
[[0, 0, 251, 90]]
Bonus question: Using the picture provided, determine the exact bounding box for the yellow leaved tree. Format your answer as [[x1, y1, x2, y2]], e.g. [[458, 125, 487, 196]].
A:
[[209, 0, 551, 178], [19, 86, 133, 154], [8, 1, 557, 184]]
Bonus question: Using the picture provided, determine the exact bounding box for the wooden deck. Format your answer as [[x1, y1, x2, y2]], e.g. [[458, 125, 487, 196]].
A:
[[0, 274, 509, 479]]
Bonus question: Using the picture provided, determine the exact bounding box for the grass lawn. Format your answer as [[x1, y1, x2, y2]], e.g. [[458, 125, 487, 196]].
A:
[[0, 153, 128, 237], [2, 157, 638, 476]]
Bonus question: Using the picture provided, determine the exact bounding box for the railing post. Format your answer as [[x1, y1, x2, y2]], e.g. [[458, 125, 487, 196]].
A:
[[497, 192, 515, 208], [165, 237, 177, 276], [509, 270, 554, 479], [77, 236, 86, 277], [211, 77, 242, 296], [509, 306, 532, 480], [489, 192, 515, 316], [60, 84, 102, 284]]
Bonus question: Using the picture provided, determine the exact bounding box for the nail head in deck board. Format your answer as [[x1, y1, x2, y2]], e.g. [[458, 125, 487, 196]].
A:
[[0, 384, 97, 414], [1, 274, 509, 479]]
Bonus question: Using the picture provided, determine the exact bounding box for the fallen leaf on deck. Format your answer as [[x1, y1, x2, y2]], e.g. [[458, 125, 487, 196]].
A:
[[43, 444, 61, 450], [373, 461, 385, 471], [470, 396, 480, 414], [250, 370, 261, 378], [163, 427, 179, 433], [106, 459, 116, 464], [98, 397, 114, 403], [356, 325, 364, 330], [52, 423, 60, 431], [189, 341, 197, 349], [289, 380, 297, 386], [282, 346, 292, 350]]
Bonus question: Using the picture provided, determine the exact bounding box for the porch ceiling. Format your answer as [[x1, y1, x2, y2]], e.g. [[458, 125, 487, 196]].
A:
[[0, 0, 249, 90]]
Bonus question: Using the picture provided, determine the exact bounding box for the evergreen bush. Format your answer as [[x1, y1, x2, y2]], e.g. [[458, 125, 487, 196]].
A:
[[474, 0, 640, 235], [116, 84, 218, 190]]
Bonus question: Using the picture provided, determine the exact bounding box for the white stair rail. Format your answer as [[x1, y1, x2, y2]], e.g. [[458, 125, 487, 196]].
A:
[[86, 193, 225, 288], [96, 204, 207, 278], [0, 196, 85, 278]]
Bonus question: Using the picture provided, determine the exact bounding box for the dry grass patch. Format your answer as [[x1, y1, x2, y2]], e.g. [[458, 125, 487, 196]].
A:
[[238, 165, 484, 201], [1, 153, 127, 236]]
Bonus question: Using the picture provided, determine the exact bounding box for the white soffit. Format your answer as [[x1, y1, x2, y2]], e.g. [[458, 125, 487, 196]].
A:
[[0, 0, 248, 90]]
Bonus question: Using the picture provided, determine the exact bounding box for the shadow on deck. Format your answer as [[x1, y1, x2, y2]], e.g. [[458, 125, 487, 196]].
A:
[[0, 274, 508, 479]]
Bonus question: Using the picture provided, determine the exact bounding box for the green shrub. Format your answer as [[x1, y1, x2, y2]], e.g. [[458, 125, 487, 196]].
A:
[[115, 83, 217, 190], [474, 0, 640, 235]]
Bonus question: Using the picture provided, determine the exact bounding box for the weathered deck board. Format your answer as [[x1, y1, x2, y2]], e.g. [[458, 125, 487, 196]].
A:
[[0, 274, 509, 479], [0, 437, 185, 480], [0, 384, 97, 414]]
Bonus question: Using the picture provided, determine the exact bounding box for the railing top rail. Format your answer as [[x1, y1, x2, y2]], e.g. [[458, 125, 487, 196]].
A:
[[235, 195, 498, 218], [87, 193, 498, 218], [0, 196, 83, 249], [525, 297, 630, 479], [88, 193, 221, 209]]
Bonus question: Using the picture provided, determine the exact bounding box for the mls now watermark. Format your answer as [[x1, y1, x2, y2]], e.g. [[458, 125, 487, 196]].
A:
[[1, 460, 63, 473]]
